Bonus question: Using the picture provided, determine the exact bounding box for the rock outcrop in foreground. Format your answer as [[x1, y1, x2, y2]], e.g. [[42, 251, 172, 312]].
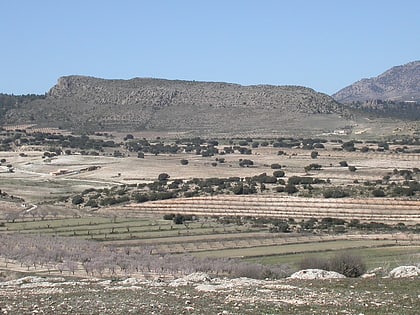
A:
[[0, 268, 419, 314]]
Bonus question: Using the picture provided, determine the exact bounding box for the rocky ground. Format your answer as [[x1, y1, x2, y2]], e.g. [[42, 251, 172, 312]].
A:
[[0, 269, 419, 315]]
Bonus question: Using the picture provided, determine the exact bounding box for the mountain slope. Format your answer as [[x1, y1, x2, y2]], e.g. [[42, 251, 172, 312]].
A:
[[3, 76, 349, 135], [333, 61, 420, 103]]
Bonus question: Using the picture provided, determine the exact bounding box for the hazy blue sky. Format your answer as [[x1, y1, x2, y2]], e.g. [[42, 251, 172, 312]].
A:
[[1, 0, 419, 95]]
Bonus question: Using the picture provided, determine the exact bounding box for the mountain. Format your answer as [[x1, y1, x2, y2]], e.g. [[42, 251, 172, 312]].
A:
[[2, 76, 350, 136], [333, 61, 420, 103]]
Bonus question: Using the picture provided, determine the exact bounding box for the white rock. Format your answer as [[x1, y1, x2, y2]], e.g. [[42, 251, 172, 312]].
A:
[[169, 272, 211, 287], [389, 265, 420, 278], [288, 269, 346, 280]]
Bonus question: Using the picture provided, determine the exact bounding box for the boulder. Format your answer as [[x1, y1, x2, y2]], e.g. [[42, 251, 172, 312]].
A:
[[289, 269, 345, 280], [389, 266, 420, 278]]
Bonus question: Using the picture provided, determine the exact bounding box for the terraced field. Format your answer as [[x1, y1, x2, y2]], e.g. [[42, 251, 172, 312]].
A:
[[119, 195, 420, 224]]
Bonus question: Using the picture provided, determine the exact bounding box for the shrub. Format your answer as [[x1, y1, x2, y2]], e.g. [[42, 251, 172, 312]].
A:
[[372, 189, 386, 197], [71, 195, 84, 205], [163, 213, 175, 220], [239, 159, 254, 167], [329, 252, 366, 277], [310, 151, 319, 159], [288, 176, 314, 185], [323, 188, 349, 198], [342, 141, 355, 152], [275, 186, 285, 192], [304, 163, 322, 172], [180, 159, 189, 165], [285, 184, 298, 194], [299, 256, 330, 271], [348, 165, 357, 172], [273, 170, 285, 178], [173, 214, 185, 224], [339, 161, 348, 167], [299, 252, 366, 278], [85, 199, 98, 208], [158, 173, 170, 181], [271, 163, 282, 169]]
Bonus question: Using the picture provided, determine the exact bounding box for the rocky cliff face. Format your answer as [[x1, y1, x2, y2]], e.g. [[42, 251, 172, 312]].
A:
[[4, 76, 348, 135], [333, 61, 420, 103]]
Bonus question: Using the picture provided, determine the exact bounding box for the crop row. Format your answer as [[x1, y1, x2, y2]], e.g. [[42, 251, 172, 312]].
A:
[[120, 195, 420, 224]]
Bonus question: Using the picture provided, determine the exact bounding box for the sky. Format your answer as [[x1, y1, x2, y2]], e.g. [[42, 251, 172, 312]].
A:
[[1, 0, 419, 95]]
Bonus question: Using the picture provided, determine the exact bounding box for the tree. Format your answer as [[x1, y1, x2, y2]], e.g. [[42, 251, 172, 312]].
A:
[[310, 151, 319, 159], [72, 195, 84, 205], [285, 184, 298, 194], [158, 173, 170, 181], [273, 170, 285, 178], [339, 161, 348, 167]]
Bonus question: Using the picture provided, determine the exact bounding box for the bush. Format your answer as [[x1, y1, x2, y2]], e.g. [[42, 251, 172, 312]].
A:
[[180, 159, 189, 165], [239, 159, 254, 167], [85, 199, 98, 208], [323, 188, 349, 198], [339, 161, 348, 167], [285, 184, 298, 194], [329, 252, 366, 277], [299, 252, 366, 277], [348, 165, 357, 172], [271, 163, 282, 169], [310, 151, 319, 159], [275, 186, 285, 192], [71, 195, 84, 205], [372, 189, 386, 197], [163, 213, 175, 220], [273, 170, 285, 178], [158, 173, 170, 181], [299, 256, 330, 271], [288, 176, 314, 185]]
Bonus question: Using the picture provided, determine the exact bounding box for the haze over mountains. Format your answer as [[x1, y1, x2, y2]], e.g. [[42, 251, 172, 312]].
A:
[[0, 61, 419, 135]]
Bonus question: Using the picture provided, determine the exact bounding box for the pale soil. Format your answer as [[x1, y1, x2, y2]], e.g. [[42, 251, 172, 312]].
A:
[[0, 273, 419, 314], [1, 144, 419, 203]]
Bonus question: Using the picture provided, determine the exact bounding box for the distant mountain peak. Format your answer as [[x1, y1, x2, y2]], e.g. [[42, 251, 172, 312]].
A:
[[333, 61, 420, 103]]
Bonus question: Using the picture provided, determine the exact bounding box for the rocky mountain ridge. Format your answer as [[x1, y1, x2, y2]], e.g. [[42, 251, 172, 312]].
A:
[[333, 60, 420, 103], [3, 75, 348, 135]]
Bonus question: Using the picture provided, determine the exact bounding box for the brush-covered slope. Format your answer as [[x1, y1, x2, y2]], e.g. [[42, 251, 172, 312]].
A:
[[3, 76, 349, 135]]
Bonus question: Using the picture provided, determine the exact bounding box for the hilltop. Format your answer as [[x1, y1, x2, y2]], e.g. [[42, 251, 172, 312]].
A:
[[333, 61, 420, 103], [2, 76, 349, 136]]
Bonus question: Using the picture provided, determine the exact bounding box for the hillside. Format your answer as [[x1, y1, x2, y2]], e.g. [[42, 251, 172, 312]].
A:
[[333, 61, 420, 103], [2, 76, 349, 135]]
